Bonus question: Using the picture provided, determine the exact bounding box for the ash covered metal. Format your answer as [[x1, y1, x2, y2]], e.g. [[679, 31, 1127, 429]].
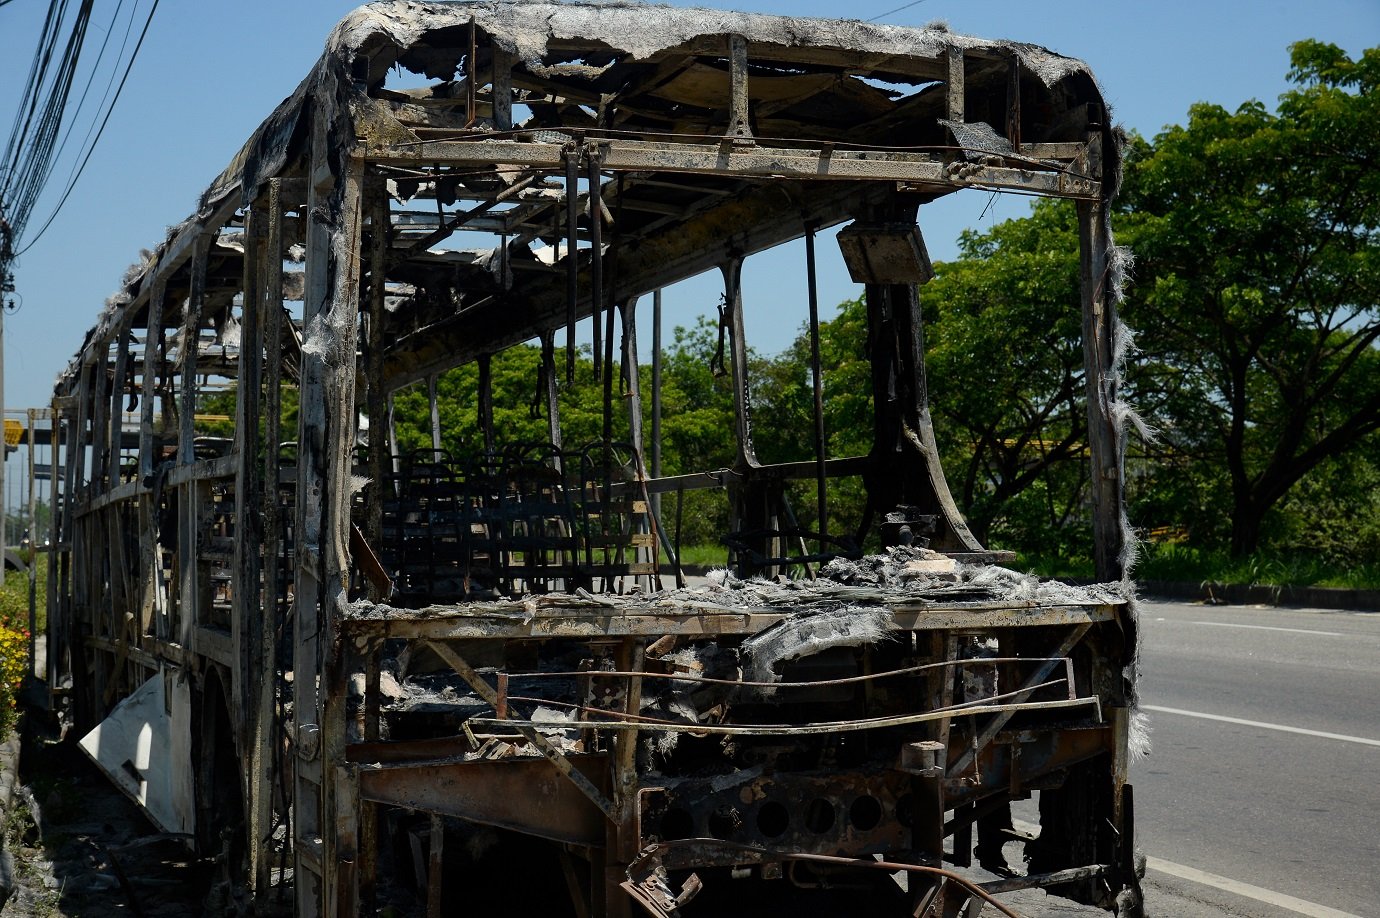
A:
[[343, 545, 1125, 625], [348, 547, 1125, 761]]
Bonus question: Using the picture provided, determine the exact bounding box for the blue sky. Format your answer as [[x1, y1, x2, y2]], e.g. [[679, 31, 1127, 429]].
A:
[[0, 0, 1375, 420]]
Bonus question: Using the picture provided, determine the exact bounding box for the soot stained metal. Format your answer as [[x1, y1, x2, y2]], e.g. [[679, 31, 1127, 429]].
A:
[[45, 4, 1144, 916]]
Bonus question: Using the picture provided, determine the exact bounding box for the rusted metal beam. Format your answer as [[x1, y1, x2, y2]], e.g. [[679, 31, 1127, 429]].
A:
[[470, 693, 1096, 737], [426, 813, 444, 918], [804, 227, 828, 540], [1079, 130, 1125, 582], [358, 754, 608, 847], [980, 865, 1105, 895], [945, 46, 964, 124], [255, 176, 286, 903], [424, 639, 616, 817], [492, 46, 514, 131], [366, 180, 390, 574], [946, 623, 1094, 779], [541, 330, 563, 450], [727, 34, 752, 142], [107, 332, 130, 491], [941, 724, 1114, 809], [369, 139, 1100, 196]]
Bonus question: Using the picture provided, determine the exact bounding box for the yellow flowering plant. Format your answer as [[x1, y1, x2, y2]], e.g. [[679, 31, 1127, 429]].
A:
[[0, 624, 24, 740], [0, 564, 33, 741]]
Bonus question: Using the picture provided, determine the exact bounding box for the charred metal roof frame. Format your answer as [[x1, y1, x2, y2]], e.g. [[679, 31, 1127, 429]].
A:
[[55, 0, 1112, 394]]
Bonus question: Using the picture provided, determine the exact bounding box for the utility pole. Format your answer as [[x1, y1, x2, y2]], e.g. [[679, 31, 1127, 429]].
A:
[[1, 210, 11, 571]]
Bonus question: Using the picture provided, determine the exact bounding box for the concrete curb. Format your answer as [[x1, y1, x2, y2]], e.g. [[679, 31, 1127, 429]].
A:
[[0, 727, 20, 907], [1139, 579, 1380, 613], [0, 731, 18, 813]]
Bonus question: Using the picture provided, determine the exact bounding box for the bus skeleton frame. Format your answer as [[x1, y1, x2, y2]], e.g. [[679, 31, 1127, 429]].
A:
[[46, 4, 1144, 915]]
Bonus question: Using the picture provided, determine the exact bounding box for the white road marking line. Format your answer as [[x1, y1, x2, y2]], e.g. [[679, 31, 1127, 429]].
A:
[[1188, 620, 1343, 637], [1011, 820, 1362, 917], [1144, 856, 1363, 918], [1143, 704, 1380, 748]]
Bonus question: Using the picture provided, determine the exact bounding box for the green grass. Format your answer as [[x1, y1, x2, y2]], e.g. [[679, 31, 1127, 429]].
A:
[[1133, 543, 1380, 590], [1013, 553, 1096, 581], [1015, 543, 1380, 590], [0, 551, 47, 634], [675, 543, 733, 570]]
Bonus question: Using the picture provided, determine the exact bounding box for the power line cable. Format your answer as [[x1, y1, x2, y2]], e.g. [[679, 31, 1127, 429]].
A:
[[47, 0, 133, 181], [1, 0, 96, 243], [8, 2, 93, 229], [867, 0, 932, 23], [17, 0, 160, 255], [2, 0, 69, 186]]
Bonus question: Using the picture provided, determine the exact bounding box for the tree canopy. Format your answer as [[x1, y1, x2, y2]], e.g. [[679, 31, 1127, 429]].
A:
[[918, 199, 1091, 555], [1118, 40, 1380, 555]]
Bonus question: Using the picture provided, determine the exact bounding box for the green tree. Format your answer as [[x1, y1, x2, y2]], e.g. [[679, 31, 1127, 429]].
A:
[[393, 345, 606, 458], [1119, 41, 1380, 555], [753, 297, 875, 540], [918, 200, 1092, 551], [651, 318, 739, 475], [764, 296, 874, 463], [644, 317, 748, 549]]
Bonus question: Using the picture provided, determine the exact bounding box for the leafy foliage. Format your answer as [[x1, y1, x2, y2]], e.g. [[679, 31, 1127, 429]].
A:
[[1119, 40, 1380, 555], [0, 560, 40, 742], [920, 200, 1091, 553], [0, 625, 23, 740]]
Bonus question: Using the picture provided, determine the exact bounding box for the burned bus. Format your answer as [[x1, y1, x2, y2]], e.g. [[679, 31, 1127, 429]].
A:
[[46, 3, 1145, 915]]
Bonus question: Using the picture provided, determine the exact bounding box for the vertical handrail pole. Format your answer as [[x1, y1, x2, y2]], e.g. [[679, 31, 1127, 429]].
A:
[[564, 146, 580, 385], [588, 148, 604, 383], [805, 226, 828, 541]]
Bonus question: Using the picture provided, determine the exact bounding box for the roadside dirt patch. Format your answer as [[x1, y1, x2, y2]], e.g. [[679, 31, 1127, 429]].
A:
[[2, 731, 216, 917]]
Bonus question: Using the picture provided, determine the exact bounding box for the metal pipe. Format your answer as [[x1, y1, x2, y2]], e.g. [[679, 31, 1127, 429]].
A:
[[564, 146, 579, 384], [649, 288, 684, 586], [588, 148, 604, 382], [805, 226, 828, 540], [469, 687, 1090, 736], [427, 374, 441, 453], [674, 481, 684, 581], [493, 656, 1070, 690], [651, 288, 662, 490], [541, 331, 563, 455], [465, 18, 477, 127], [477, 354, 494, 456], [602, 297, 616, 445], [387, 394, 401, 479]]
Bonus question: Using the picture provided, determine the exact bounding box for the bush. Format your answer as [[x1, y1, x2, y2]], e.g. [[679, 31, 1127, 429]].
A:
[[0, 623, 25, 740], [0, 562, 38, 742]]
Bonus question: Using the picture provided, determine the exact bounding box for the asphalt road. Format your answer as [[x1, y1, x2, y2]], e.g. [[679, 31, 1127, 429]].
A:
[[1127, 599, 1380, 917]]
